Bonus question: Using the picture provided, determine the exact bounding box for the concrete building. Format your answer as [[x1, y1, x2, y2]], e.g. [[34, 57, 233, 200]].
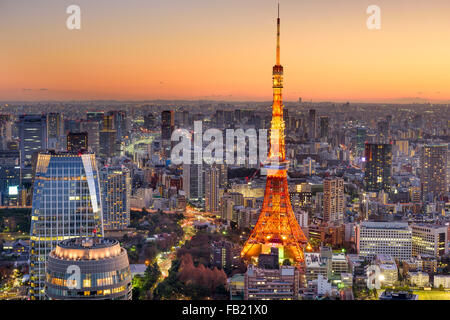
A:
[[411, 224, 448, 257], [330, 253, 349, 278], [408, 272, 429, 287], [210, 241, 233, 270], [244, 265, 299, 300], [220, 194, 235, 222], [364, 143, 392, 193], [316, 274, 333, 296], [229, 274, 245, 300], [357, 222, 412, 261], [305, 252, 329, 282], [374, 254, 398, 287], [182, 162, 204, 201], [434, 275, 450, 289], [323, 177, 344, 223], [205, 166, 220, 213], [420, 144, 448, 201], [100, 166, 131, 231]]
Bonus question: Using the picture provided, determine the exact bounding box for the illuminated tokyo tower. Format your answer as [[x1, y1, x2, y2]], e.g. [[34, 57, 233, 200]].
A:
[[241, 5, 309, 266]]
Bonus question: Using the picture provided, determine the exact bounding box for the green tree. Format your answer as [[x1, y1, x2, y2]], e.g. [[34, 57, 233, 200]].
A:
[[282, 259, 291, 266], [141, 263, 162, 299]]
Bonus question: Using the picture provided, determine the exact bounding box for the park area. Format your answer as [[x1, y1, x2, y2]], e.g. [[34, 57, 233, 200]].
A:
[[413, 290, 450, 300]]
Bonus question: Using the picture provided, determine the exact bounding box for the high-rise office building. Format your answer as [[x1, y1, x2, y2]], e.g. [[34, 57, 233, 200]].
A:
[[47, 113, 64, 150], [181, 110, 190, 127], [143, 113, 156, 130], [99, 114, 118, 159], [47, 113, 63, 139], [161, 110, 174, 141], [308, 109, 316, 140], [86, 112, 104, 128], [234, 109, 241, 124], [0, 114, 12, 150], [45, 237, 132, 300], [205, 165, 220, 213], [319, 116, 329, 140], [377, 120, 390, 143], [100, 166, 131, 231], [220, 194, 234, 222], [161, 110, 174, 158], [182, 162, 204, 201], [219, 163, 228, 188], [356, 222, 412, 261], [29, 151, 104, 299], [364, 143, 392, 192], [18, 114, 47, 185], [67, 132, 88, 152], [356, 127, 367, 158], [0, 150, 21, 206], [420, 144, 448, 201], [80, 120, 100, 155], [323, 177, 344, 223], [64, 119, 81, 135], [215, 110, 224, 128], [210, 240, 233, 270], [107, 110, 128, 141]]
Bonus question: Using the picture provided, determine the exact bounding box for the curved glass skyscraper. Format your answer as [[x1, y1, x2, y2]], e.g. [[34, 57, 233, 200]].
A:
[[29, 151, 104, 299]]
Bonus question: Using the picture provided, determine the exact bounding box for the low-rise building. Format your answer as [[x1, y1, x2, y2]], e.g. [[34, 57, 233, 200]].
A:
[[330, 253, 349, 278], [340, 273, 353, 288], [374, 254, 398, 287], [434, 275, 450, 289], [411, 224, 448, 257], [244, 265, 299, 300], [229, 274, 245, 300], [305, 252, 329, 282], [408, 272, 429, 287]]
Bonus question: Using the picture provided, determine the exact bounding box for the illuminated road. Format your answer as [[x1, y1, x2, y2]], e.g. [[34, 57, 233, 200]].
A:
[[154, 205, 216, 282]]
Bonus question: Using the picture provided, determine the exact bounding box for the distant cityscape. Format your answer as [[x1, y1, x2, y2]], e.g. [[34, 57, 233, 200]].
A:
[[0, 5, 450, 302]]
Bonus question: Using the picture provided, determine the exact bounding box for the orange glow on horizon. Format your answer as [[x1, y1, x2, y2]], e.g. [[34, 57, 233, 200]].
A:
[[0, 0, 449, 102]]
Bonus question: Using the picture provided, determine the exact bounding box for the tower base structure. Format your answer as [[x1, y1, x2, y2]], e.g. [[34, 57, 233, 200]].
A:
[[241, 172, 309, 268]]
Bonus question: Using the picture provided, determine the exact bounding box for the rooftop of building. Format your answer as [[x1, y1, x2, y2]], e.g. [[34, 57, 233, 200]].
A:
[[40, 150, 94, 156], [360, 221, 410, 229], [411, 223, 448, 230], [379, 263, 398, 271], [50, 237, 123, 261], [305, 252, 326, 268], [331, 253, 347, 262], [375, 254, 396, 264]]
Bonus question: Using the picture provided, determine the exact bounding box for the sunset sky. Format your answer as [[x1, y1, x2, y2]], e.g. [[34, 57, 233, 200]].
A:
[[1, 0, 450, 102]]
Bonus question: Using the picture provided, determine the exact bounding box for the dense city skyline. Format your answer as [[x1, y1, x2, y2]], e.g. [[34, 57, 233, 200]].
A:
[[0, 1, 449, 304], [1, 0, 450, 102]]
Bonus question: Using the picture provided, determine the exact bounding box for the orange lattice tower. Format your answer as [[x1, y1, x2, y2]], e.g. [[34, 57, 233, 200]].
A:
[[241, 5, 309, 266]]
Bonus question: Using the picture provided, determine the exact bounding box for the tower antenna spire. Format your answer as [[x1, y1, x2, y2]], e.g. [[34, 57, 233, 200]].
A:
[[276, 3, 280, 65]]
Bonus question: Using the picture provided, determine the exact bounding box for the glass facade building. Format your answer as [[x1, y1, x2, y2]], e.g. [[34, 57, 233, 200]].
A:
[[18, 114, 48, 186], [29, 151, 104, 300], [99, 166, 131, 231], [45, 237, 132, 300]]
